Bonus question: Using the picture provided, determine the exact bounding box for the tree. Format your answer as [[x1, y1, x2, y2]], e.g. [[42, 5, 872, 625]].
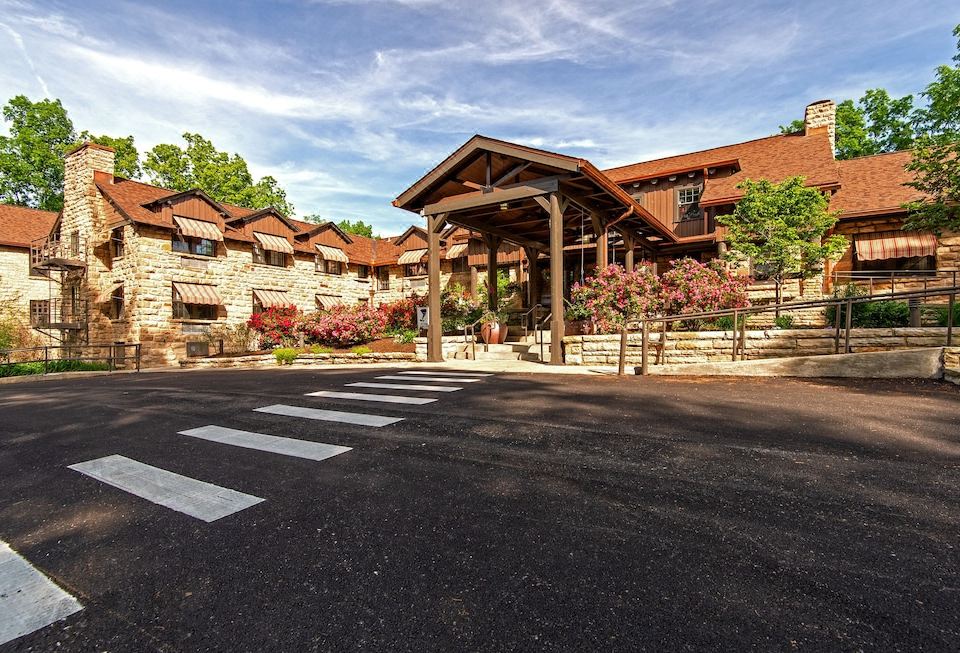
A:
[[717, 176, 848, 311], [77, 132, 141, 179], [335, 219, 375, 238], [0, 95, 76, 211], [904, 25, 960, 233], [779, 92, 914, 159], [144, 133, 294, 216]]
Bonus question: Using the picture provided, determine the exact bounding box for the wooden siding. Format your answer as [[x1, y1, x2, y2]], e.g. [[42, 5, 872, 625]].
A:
[[466, 238, 523, 267], [167, 196, 225, 227], [625, 169, 732, 238], [240, 214, 296, 241], [310, 228, 350, 248]]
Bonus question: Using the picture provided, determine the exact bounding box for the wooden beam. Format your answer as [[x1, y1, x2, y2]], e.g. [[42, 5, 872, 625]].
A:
[[424, 177, 559, 216], [428, 212, 448, 234], [455, 178, 484, 191], [444, 215, 548, 252], [492, 162, 531, 188], [484, 234, 501, 312], [623, 233, 635, 271], [523, 245, 540, 307], [427, 213, 444, 362], [549, 193, 565, 365]]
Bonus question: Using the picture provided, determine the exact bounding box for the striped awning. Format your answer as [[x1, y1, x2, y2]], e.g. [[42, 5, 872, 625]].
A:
[[315, 244, 349, 263], [96, 281, 123, 304], [254, 232, 294, 254], [445, 243, 468, 259], [173, 281, 222, 305], [316, 294, 341, 310], [855, 231, 937, 261], [397, 248, 427, 265], [253, 288, 290, 308], [173, 216, 223, 241]]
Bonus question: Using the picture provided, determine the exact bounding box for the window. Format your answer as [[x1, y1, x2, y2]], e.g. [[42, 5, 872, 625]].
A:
[[109, 285, 125, 320], [855, 255, 936, 273], [675, 186, 703, 223], [315, 255, 342, 275], [452, 256, 469, 273], [404, 262, 427, 277], [376, 266, 390, 290], [172, 234, 215, 257], [631, 191, 645, 205], [111, 227, 125, 258], [30, 299, 50, 326], [172, 288, 218, 320], [357, 264, 370, 279], [254, 243, 286, 267]]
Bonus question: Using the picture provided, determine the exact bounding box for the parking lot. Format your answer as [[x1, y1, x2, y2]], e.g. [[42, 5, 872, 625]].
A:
[[1, 368, 959, 651]]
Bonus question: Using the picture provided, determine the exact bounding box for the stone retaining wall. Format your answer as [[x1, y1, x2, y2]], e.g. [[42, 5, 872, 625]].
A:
[[564, 328, 956, 366], [180, 351, 416, 369], [414, 335, 467, 361]]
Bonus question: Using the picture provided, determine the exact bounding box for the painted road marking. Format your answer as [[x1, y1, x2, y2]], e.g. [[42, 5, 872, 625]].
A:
[[68, 455, 264, 523], [254, 404, 403, 427], [306, 390, 437, 405], [376, 375, 481, 383], [0, 541, 82, 646], [346, 382, 462, 392], [397, 371, 493, 377], [179, 425, 352, 462]]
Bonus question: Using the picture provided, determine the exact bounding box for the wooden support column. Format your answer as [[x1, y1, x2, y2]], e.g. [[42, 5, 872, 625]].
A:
[[591, 212, 608, 270], [523, 246, 540, 307], [469, 265, 478, 297], [550, 193, 565, 365], [426, 213, 446, 362], [483, 234, 502, 312], [623, 233, 635, 271]]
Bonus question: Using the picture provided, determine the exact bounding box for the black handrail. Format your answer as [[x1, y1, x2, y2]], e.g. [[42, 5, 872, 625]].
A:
[[1, 343, 142, 375]]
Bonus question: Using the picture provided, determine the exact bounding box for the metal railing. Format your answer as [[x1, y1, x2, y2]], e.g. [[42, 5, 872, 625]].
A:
[[618, 283, 959, 376], [30, 235, 87, 268], [831, 269, 958, 296], [537, 311, 552, 363], [29, 299, 89, 328], [1, 343, 141, 376], [463, 317, 486, 361]]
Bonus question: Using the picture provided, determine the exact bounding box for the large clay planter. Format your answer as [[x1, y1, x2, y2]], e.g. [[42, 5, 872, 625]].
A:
[[480, 321, 501, 344], [498, 324, 511, 344]]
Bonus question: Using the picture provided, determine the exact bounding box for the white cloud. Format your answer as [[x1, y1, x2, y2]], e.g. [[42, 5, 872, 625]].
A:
[[0, 21, 49, 96]]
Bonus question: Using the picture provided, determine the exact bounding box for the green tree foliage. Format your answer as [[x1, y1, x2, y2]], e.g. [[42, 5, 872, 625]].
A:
[[335, 219, 375, 238], [717, 176, 848, 304], [780, 93, 914, 159], [144, 133, 294, 216], [0, 95, 76, 211], [77, 132, 141, 179], [904, 25, 960, 233]]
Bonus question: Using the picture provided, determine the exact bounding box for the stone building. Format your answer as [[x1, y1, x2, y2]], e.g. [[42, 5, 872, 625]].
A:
[[0, 204, 59, 330]]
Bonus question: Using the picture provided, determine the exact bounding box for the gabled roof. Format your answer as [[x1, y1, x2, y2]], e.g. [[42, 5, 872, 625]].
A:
[[292, 220, 354, 244], [604, 131, 840, 207], [830, 150, 924, 218], [0, 204, 58, 248], [393, 225, 427, 248], [228, 207, 303, 233], [142, 188, 231, 217]]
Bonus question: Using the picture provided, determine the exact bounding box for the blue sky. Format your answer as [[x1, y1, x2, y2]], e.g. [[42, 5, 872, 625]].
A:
[[0, 0, 957, 234]]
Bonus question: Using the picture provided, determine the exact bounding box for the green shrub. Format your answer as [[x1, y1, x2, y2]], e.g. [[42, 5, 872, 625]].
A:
[[774, 314, 795, 329], [826, 284, 910, 328], [389, 328, 418, 344], [274, 348, 298, 365], [350, 345, 372, 355], [932, 306, 960, 327], [308, 344, 333, 354], [0, 360, 109, 378]]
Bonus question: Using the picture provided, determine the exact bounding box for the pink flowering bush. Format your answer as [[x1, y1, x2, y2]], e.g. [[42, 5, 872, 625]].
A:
[[247, 305, 301, 348], [568, 264, 663, 334], [300, 303, 388, 347], [659, 258, 750, 319]]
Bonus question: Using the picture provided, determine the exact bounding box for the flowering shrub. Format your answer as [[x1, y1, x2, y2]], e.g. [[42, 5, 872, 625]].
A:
[[380, 293, 421, 331], [659, 258, 750, 318], [568, 264, 663, 334], [300, 303, 388, 347], [247, 305, 301, 348], [379, 285, 482, 335]]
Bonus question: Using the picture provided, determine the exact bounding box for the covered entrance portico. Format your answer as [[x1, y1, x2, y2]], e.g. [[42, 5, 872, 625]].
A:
[[394, 136, 677, 363]]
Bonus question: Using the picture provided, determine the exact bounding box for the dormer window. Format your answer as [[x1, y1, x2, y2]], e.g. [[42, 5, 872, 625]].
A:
[[675, 186, 703, 223], [172, 216, 222, 257]]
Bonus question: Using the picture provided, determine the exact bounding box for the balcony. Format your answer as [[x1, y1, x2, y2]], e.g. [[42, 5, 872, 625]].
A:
[[31, 235, 87, 271], [30, 299, 89, 330]]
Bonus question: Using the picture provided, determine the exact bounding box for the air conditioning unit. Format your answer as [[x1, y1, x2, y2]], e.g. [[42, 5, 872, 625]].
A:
[[186, 341, 210, 357]]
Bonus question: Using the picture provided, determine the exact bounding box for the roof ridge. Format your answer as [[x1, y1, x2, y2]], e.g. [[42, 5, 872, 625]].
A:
[[838, 149, 914, 163], [603, 132, 798, 173]]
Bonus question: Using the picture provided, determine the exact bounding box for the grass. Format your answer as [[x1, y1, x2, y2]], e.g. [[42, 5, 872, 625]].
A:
[[0, 359, 110, 378]]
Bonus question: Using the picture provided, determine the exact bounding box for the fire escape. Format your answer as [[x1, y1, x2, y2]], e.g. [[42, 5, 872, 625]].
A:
[[29, 232, 89, 345]]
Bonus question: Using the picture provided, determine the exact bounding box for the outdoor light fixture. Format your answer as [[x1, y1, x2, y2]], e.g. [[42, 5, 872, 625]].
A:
[[688, 172, 696, 177], [668, 175, 677, 181], [499, 202, 509, 211], [632, 183, 640, 188], [650, 179, 658, 185], [708, 168, 716, 174]]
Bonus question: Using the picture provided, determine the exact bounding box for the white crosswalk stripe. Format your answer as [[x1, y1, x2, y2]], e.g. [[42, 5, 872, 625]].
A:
[[397, 371, 493, 377], [376, 375, 481, 383], [0, 541, 82, 646], [68, 455, 264, 522], [306, 390, 437, 405], [346, 382, 462, 392], [180, 425, 352, 461], [254, 404, 403, 427]]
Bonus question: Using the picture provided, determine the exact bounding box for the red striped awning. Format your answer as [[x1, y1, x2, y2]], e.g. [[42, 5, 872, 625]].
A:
[[253, 288, 290, 308], [316, 294, 340, 310], [445, 243, 468, 259], [315, 244, 349, 263], [254, 232, 294, 254], [173, 281, 222, 305], [174, 216, 223, 241], [398, 248, 427, 265], [855, 231, 937, 261]]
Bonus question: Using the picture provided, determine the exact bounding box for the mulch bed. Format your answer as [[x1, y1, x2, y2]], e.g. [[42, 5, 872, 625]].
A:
[[208, 338, 414, 358]]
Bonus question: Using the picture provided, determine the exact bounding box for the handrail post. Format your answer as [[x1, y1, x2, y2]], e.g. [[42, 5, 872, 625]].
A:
[[641, 320, 649, 376], [660, 321, 667, 365], [731, 310, 738, 362], [618, 325, 627, 376], [739, 313, 747, 361], [948, 293, 955, 347], [844, 297, 853, 354], [43, 346, 48, 375], [834, 299, 842, 354]]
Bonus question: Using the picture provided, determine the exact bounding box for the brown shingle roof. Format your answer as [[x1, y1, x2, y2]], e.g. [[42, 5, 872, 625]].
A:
[[0, 204, 58, 248], [603, 132, 840, 207], [830, 150, 924, 218]]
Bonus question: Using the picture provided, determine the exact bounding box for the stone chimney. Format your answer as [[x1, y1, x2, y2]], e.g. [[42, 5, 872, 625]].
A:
[[62, 142, 116, 238], [804, 99, 836, 156]]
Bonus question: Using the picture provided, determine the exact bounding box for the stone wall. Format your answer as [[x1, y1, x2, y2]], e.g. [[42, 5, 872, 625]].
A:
[[414, 335, 469, 361], [564, 328, 955, 366], [0, 246, 51, 320]]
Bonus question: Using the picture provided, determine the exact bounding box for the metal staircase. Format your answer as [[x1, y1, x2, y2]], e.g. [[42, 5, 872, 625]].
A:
[[29, 234, 90, 345]]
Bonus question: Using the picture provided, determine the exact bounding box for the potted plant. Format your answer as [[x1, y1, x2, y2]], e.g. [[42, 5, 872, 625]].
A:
[[564, 301, 593, 336], [479, 310, 503, 344]]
